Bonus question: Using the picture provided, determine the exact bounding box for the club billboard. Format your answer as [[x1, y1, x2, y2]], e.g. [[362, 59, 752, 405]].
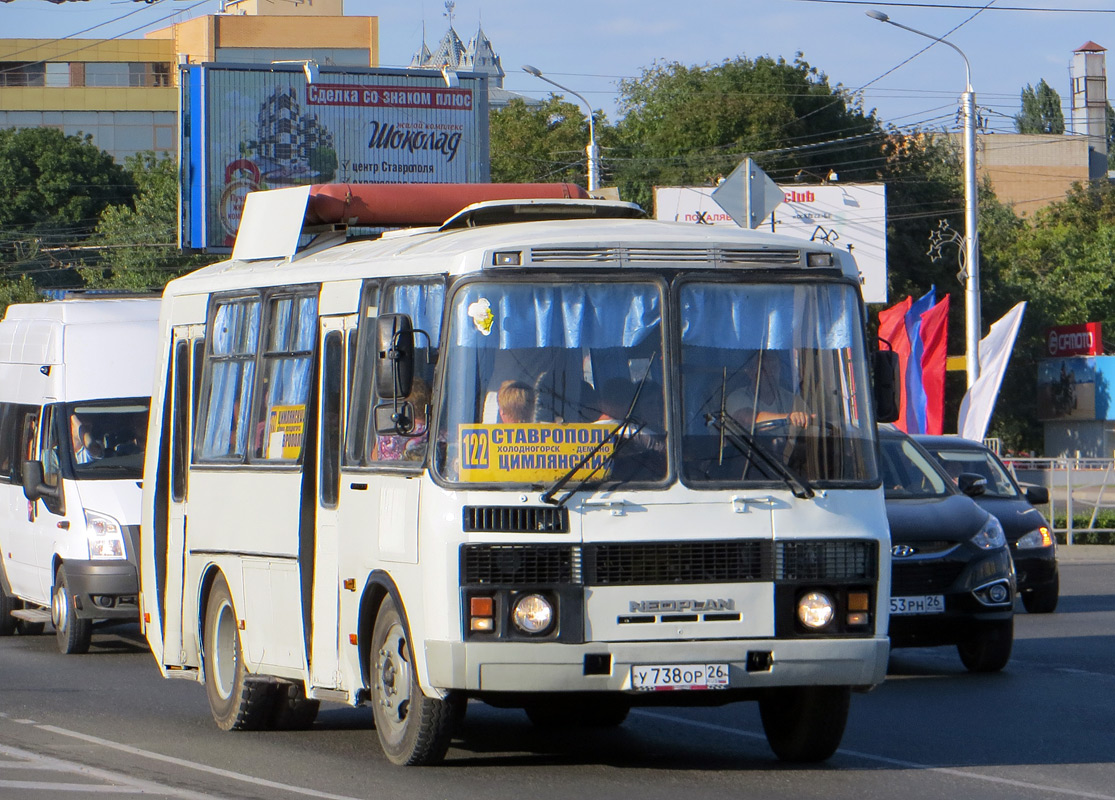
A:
[[181, 64, 491, 252], [653, 185, 887, 303]]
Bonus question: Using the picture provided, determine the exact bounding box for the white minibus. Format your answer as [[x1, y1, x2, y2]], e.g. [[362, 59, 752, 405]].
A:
[[140, 183, 898, 765], [0, 297, 159, 653]]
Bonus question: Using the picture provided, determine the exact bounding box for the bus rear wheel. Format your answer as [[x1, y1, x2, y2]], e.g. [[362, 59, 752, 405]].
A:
[[370, 596, 459, 765], [203, 574, 274, 731], [52, 565, 92, 655], [758, 685, 850, 762]]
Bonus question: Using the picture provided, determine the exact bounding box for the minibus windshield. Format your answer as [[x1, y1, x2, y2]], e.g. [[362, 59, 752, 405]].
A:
[[64, 399, 149, 479]]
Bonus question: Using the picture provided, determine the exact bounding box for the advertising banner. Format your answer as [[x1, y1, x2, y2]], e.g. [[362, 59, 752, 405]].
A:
[[1037, 357, 1095, 420], [1046, 322, 1103, 357], [653, 185, 888, 303], [182, 64, 491, 252]]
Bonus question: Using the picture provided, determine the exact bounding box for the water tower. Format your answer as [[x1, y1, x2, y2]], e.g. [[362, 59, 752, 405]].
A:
[[1070, 41, 1108, 179]]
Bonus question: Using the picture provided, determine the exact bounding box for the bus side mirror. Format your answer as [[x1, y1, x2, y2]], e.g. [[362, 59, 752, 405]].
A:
[[22, 460, 64, 515], [873, 350, 900, 423], [373, 400, 416, 436], [375, 314, 414, 399]]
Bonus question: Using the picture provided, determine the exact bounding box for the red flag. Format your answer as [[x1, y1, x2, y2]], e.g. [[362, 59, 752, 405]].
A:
[[877, 296, 913, 430], [919, 295, 949, 435]]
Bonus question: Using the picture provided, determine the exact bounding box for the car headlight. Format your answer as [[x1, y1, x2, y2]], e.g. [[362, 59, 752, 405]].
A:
[[1017, 526, 1054, 549], [797, 590, 835, 629], [85, 510, 126, 559], [511, 594, 554, 634], [969, 515, 1006, 550]]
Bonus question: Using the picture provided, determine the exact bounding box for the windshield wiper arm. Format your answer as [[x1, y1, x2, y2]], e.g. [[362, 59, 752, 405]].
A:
[[705, 410, 815, 499]]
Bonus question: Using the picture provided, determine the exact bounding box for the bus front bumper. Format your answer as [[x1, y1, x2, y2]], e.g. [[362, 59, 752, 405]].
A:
[[424, 636, 889, 694]]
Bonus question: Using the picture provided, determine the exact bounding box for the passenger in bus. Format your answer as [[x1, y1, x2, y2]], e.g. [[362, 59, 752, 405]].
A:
[[375, 378, 430, 462], [496, 380, 535, 424], [726, 352, 811, 429], [70, 414, 104, 463]]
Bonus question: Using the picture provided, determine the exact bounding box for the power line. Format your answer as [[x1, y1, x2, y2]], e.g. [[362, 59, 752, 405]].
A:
[[791, 0, 1115, 10]]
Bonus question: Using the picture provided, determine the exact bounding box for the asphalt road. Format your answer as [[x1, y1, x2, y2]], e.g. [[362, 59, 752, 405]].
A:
[[1, 546, 1112, 800]]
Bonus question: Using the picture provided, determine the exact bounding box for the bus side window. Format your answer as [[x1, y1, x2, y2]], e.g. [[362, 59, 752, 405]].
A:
[[254, 292, 318, 462], [321, 331, 342, 507], [196, 296, 260, 462], [345, 281, 379, 467], [171, 339, 190, 502]]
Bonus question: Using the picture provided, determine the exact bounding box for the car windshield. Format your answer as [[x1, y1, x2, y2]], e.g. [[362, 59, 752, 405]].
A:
[[926, 447, 1020, 498], [65, 399, 149, 479], [880, 436, 951, 499]]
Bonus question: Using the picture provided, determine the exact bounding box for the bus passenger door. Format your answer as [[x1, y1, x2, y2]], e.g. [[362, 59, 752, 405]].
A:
[[310, 315, 352, 688], [163, 328, 201, 667]]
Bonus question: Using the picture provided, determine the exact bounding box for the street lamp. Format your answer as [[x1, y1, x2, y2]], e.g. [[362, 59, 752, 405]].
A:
[[522, 64, 601, 192], [867, 10, 980, 388]]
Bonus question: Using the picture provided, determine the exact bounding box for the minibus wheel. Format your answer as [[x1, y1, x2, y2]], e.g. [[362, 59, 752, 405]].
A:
[[53, 565, 92, 655], [202, 574, 274, 731], [370, 595, 460, 765], [0, 577, 16, 636], [758, 685, 850, 762]]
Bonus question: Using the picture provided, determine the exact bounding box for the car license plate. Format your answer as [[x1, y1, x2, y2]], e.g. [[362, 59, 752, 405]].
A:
[[631, 664, 730, 691], [890, 595, 945, 615]]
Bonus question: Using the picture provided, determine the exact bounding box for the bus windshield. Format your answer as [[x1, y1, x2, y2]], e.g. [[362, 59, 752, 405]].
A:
[[435, 279, 668, 488], [64, 399, 149, 479], [678, 281, 878, 487]]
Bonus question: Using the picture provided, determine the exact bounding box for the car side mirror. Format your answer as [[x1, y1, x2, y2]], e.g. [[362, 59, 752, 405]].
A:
[[873, 350, 900, 423], [1023, 484, 1049, 505], [21, 460, 65, 515], [957, 472, 987, 497]]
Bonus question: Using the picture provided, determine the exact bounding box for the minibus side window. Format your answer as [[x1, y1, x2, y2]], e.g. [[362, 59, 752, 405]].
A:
[[0, 404, 16, 482], [196, 297, 260, 461], [16, 408, 39, 482], [254, 293, 318, 462], [40, 406, 61, 488]]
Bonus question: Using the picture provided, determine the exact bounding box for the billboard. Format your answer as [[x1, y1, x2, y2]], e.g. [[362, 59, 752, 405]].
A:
[[653, 185, 887, 303], [1046, 322, 1103, 358], [181, 64, 491, 252]]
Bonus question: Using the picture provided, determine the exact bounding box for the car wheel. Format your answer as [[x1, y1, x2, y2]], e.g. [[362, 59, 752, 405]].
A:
[[202, 574, 274, 731], [957, 617, 1013, 672], [53, 565, 92, 655], [1022, 573, 1059, 614], [758, 685, 850, 762], [370, 595, 460, 765], [524, 696, 630, 729]]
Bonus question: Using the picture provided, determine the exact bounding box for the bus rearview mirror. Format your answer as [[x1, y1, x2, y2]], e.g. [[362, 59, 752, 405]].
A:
[[873, 350, 900, 423], [375, 314, 414, 399]]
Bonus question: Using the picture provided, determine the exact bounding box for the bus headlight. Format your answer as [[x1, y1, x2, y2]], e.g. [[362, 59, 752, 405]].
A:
[[797, 590, 835, 629], [85, 510, 126, 559], [511, 594, 554, 635]]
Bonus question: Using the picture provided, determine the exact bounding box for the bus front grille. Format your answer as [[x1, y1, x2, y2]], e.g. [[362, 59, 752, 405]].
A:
[[775, 540, 878, 582], [586, 540, 772, 585], [463, 505, 569, 533]]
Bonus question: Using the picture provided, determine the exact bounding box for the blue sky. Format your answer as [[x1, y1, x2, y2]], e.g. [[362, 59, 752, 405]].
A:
[[3, 0, 1113, 135]]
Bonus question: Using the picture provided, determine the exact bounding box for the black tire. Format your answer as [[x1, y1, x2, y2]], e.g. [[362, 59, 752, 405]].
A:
[[202, 574, 274, 731], [15, 619, 45, 636], [370, 595, 460, 765], [524, 697, 630, 729], [957, 617, 1014, 673], [0, 577, 16, 637], [759, 685, 850, 762], [1022, 573, 1059, 614], [52, 565, 92, 655], [270, 682, 320, 730]]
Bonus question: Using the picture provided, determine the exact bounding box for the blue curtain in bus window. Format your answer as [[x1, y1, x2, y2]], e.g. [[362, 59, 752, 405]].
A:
[[258, 294, 318, 460], [451, 284, 661, 349], [200, 300, 260, 459], [679, 284, 853, 350], [387, 282, 445, 346]]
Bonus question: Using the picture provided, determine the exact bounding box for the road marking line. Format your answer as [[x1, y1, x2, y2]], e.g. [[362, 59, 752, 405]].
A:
[[635, 710, 1115, 800], [34, 724, 369, 800], [0, 779, 143, 793]]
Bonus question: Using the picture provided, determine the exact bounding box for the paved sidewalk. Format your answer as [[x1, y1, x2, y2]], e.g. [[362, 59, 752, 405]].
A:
[[1054, 543, 1115, 564]]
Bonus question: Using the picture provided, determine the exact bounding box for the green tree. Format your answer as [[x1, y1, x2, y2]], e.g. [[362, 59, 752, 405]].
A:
[[490, 96, 610, 185], [0, 127, 134, 298], [612, 55, 883, 209], [1014, 79, 1065, 134], [79, 153, 213, 291]]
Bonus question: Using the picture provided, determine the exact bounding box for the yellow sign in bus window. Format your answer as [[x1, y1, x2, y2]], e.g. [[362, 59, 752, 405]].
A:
[[267, 404, 306, 459], [459, 423, 615, 483]]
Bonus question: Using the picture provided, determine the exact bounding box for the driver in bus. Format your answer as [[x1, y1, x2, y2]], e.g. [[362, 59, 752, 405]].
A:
[[726, 352, 811, 429]]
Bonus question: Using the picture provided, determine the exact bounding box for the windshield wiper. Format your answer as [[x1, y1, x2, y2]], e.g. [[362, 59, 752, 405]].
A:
[[540, 357, 656, 507], [705, 410, 815, 500]]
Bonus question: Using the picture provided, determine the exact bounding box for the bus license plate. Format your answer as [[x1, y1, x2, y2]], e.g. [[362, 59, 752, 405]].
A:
[[631, 664, 730, 691], [890, 595, 945, 615]]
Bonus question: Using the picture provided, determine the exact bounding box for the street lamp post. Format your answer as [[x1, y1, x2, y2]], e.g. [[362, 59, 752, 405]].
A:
[[867, 10, 980, 388], [522, 64, 601, 192]]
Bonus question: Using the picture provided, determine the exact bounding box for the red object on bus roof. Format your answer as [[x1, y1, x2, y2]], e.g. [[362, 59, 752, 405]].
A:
[[305, 182, 591, 227]]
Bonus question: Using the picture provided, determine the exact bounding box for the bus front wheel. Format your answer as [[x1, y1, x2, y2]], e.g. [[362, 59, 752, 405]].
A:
[[202, 574, 273, 731], [758, 685, 850, 762], [370, 596, 459, 765]]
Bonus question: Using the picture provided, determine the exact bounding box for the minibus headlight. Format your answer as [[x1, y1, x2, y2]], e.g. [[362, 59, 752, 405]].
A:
[[85, 510, 126, 559], [797, 590, 835, 629], [511, 594, 554, 635]]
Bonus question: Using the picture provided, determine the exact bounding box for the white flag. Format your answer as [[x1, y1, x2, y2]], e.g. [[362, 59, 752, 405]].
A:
[[957, 301, 1027, 441]]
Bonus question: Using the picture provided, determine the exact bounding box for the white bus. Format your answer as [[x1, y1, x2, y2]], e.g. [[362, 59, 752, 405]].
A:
[[140, 183, 897, 766], [0, 297, 159, 654]]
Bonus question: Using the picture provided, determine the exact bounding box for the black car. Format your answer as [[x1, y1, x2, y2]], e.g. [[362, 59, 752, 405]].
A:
[[879, 426, 1015, 672], [913, 434, 1059, 613]]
